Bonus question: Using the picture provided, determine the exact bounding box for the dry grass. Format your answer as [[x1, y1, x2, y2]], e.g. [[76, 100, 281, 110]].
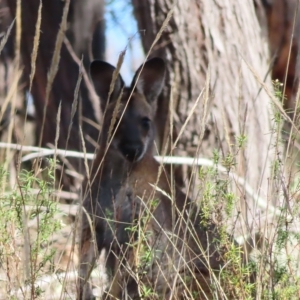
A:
[[0, 1, 300, 300]]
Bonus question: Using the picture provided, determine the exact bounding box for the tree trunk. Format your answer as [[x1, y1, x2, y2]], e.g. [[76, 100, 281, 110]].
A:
[[68, 0, 105, 68], [7, 0, 105, 190], [256, 0, 300, 113], [132, 0, 278, 229]]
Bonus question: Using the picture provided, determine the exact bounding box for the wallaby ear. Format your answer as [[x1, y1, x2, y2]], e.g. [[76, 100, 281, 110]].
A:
[[90, 60, 125, 112], [131, 57, 166, 105]]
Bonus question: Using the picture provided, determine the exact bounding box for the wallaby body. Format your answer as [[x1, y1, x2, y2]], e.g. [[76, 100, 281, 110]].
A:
[[78, 58, 223, 300]]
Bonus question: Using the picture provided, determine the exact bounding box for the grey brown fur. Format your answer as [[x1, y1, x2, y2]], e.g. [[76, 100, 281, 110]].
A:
[[77, 58, 224, 300]]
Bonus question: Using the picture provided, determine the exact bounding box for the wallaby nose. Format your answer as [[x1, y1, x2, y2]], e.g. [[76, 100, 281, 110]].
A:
[[121, 142, 144, 162]]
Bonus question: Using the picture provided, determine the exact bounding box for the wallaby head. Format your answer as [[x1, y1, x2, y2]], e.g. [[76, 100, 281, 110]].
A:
[[90, 57, 166, 162]]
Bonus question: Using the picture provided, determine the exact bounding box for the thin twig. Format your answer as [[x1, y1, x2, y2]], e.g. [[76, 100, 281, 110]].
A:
[[0, 142, 281, 216]]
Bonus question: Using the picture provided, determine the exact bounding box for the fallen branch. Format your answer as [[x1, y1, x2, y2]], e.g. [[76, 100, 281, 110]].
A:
[[0, 142, 282, 217]]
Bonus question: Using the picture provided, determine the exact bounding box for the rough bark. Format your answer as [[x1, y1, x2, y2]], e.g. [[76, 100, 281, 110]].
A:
[[132, 0, 278, 227]]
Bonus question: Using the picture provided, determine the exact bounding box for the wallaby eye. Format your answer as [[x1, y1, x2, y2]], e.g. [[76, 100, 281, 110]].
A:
[[141, 117, 151, 130]]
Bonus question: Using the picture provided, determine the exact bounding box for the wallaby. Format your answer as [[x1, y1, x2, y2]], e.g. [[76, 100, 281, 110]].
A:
[[77, 58, 224, 300]]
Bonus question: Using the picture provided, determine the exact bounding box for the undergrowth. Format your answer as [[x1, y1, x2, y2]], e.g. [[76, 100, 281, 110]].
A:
[[0, 1, 300, 300], [0, 159, 66, 299]]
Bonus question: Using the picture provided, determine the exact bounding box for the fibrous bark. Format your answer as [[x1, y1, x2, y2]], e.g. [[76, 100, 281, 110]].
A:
[[132, 0, 278, 228]]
